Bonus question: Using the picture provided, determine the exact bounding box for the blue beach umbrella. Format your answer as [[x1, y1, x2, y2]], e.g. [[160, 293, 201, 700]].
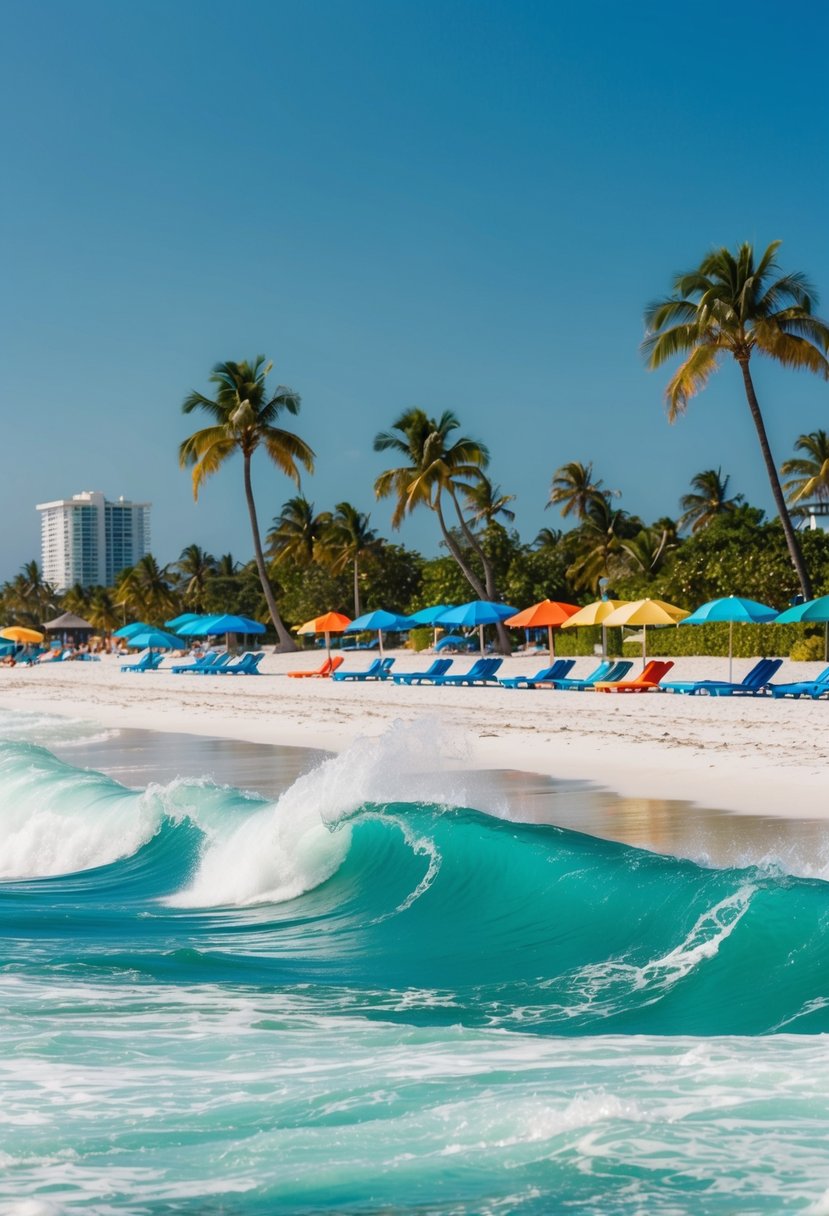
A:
[[165, 612, 203, 629], [345, 610, 411, 658], [125, 628, 185, 652], [436, 600, 517, 655], [113, 621, 151, 639], [776, 595, 829, 661], [177, 614, 266, 637], [681, 595, 778, 681], [406, 604, 456, 648]]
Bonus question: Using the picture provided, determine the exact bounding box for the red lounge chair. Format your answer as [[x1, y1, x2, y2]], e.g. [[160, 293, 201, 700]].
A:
[[286, 655, 344, 679], [594, 659, 674, 693]]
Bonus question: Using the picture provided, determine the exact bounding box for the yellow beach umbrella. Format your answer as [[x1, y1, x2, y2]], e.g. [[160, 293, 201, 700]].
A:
[[560, 599, 628, 660], [600, 598, 689, 666], [296, 612, 352, 661], [0, 625, 44, 644]]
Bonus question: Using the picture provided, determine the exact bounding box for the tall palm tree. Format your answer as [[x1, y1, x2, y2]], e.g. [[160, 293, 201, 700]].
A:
[[179, 357, 314, 650], [5, 562, 58, 627], [567, 496, 628, 593], [373, 409, 511, 650], [461, 475, 516, 527], [534, 526, 563, 551], [548, 461, 614, 519], [678, 468, 744, 533], [115, 554, 175, 623], [643, 241, 829, 598], [267, 496, 331, 569], [318, 503, 382, 617], [87, 587, 120, 643], [173, 544, 217, 611], [782, 430, 829, 514]]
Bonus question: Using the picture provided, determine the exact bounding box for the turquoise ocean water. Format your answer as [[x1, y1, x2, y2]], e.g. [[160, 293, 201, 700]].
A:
[[2, 710, 829, 1214]]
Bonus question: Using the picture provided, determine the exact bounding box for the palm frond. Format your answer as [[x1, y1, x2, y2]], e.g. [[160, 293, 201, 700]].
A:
[[665, 344, 720, 419]]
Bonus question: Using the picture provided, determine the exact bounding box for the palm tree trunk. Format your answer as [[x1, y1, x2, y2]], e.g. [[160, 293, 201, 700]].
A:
[[353, 555, 360, 618], [243, 453, 297, 652], [434, 498, 487, 598], [447, 490, 512, 654], [737, 358, 812, 599]]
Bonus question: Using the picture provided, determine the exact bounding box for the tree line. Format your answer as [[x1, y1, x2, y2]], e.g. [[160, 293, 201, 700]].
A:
[[3, 240, 828, 645]]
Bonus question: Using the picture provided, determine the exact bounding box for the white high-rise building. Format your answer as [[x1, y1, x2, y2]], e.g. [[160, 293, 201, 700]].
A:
[[36, 491, 152, 590]]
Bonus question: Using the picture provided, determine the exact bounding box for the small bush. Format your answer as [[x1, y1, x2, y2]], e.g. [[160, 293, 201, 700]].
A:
[[790, 634, 826, 662], [409, 626, 432, 652]]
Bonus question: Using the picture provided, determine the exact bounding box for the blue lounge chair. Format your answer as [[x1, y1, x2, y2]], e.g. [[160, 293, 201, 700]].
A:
[[331, 657, 395, 682], [170, 652, 224, 675], [499, 659, 576, 689], [548, 659, 631, 690], [393, 659, 454, 686], [769, 665, 829, 699], [121, 650, 165, 673], [662, 658, 782, 696], [214, 651, 264, 676], [432, 658, 503, 686]]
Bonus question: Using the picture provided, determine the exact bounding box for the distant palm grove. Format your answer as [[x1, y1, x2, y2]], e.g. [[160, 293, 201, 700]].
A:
[[4, 241, 829, 650]]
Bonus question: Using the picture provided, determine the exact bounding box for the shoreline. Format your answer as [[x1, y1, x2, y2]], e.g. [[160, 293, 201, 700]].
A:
[[1, 651, 828, 821]]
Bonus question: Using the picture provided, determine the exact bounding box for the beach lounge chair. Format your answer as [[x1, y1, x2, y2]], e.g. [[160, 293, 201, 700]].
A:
[[170, 651, 223, 675], [661, 658, 782, 696], [499, 659, 576, 689], [214, 651, 264, 676], [392, 659, 453, 686], [432, 658, 503, 686], [768, 665, 829, 700], [121, 650, 165, 673], [594, 659, 675, 693], [331, 657, 395, 682], [548, 660, 632, 690], [286, 655, 344, 679]]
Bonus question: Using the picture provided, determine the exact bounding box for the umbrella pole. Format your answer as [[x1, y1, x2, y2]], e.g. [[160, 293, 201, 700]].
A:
[[479, 624, 484, 656], [325, 631, 331, 661], [378, 630, 384, 659], [643, 624, 647, 668], [825, 621, 828, 664], [729, 621, 733, 684], [548, 624, 554, 662], [601, 623, 607, 661]]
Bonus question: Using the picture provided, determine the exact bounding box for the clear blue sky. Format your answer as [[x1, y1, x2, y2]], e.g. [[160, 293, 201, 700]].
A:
[[2, 0, 827, 578]]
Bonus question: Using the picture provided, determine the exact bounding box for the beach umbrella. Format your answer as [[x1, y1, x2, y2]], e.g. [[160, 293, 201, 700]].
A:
[[560, 599, 629, 659], [296, 612, 352, 660], [165, 612, 203, 629], [682, 595, 778, 682], [344, 609, 410, 658], [113, 621, 151, 639], [407, 604, 456, 648], [176, 614, 266, 637], [504, 600, 580, 660], [125, 628, 185, 652], [0, 625, 44, 644], [601, 598, 689, 666], [775, 594, 829, 662], [436, 600, 517, 656]]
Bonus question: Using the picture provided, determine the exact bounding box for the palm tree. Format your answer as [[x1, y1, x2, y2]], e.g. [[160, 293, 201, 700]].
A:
[[267, 496, 331, 569], [173, 544, 217, 611], [461, 475, 516, 527], [782, 430, 829, 514], [318, 503, 382, 617], [534, 525, 563, 551], [548, 461, 614, 519], [4, 562, 58, 627], [617, 524, 675, 577], [678, 468, 744, 533], [179, 357, 314, 650], [114, 555, 175, 623], [643, 241, 829, 598], [87, 587, 120, 644], [374, 409, 511, 650], [567, 496, 628, 593]]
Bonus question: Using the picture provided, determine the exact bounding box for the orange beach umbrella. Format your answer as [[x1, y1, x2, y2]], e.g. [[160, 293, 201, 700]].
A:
[[296, 612, 352, 660], [505, 600, 579, 660]]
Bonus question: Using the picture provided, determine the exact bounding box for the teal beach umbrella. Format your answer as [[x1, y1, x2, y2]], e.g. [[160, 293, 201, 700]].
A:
[[681, 595, 777, 681], [776, 595, 829, 661], [436, 600, 516, 656], [345, 609, 410, 657]]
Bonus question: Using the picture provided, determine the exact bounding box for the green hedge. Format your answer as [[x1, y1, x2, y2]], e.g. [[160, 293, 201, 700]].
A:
[[620, 622, 823, 659]]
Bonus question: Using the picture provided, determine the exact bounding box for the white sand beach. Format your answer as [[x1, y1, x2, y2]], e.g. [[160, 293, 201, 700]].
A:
[[1, 650, 827, 820]]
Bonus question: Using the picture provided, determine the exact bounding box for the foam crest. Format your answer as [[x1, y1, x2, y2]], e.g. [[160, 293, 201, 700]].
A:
[[0, 742, 161, 880], [168, 719, 468, 908]]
